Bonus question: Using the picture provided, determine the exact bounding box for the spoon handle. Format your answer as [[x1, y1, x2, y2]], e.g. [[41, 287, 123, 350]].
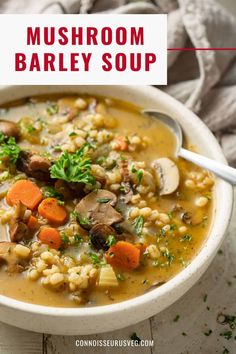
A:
[[179, 148, 236, 185]]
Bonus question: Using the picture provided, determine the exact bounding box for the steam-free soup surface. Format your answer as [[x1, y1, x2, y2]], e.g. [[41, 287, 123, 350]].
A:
[[0, 95, 214, 307]]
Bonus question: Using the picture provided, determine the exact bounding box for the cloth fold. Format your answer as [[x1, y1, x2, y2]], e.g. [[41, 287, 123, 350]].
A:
[[1, 0, 236, 166]]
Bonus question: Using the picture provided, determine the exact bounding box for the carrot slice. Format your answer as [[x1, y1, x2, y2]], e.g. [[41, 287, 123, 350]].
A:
[[38, 198, 67, 225], [106, 241, 140, 271], [114, 137, 129, 151], [6, 179, 42, 210], [27, 215, 39, 230], [38, 227, 62, 250]]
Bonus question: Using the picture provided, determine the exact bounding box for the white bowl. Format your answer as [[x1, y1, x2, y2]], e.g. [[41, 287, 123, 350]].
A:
[[0, 85, 233, 335]]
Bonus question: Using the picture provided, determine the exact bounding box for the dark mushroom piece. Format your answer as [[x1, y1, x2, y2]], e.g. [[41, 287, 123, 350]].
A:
[[89, 224, 116, 251], [0, 120, 20, 140], [75, 189, 123, 229], [16, 151, 51, 181], [9, 201, 30, 242], [0, 242, 31, 273]]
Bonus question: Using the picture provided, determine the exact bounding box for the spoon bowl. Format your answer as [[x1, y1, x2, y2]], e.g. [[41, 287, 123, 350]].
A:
[[142, 109, 236, 185]]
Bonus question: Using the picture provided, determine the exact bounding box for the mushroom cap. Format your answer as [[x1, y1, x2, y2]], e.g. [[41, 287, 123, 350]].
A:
[[152, 157, 180, 196], [16, 151, 51, 182], [75, 189, 123, 228], [0, 120, 20, 140], [89, 223, 116, 251]]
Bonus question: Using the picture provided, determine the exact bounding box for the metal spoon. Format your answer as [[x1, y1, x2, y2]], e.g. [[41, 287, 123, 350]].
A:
[[142, 110, 236, 185]]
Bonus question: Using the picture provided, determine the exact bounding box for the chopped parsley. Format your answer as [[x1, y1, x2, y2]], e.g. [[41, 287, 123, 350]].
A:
[[203, 294, 208, 302], [53, 145, 62, 152], [71, 211, 90, 227], [161, 227, 167, 236], [42, 186, 64, 201], [108, 160, 117, 170], [50, 143, 96, 185], [60, 232, 70, 244], [167, 211, 173, 219], [180, 234, 192, 242], [162, 248, 174, 265], [116, 273, 125, 281], [134, 215, 144, 236], [73, 234, 83, 246], [89, 253, 103, 266], [96, 156, 106, 166], [46, 103, 58, 116], [131, 164, 143, 184], [106, 235, 117, 247], [69, 132, 77, 137], [205, 193, 212, 200], [0, 132, 5, 144], [97, 198, 111, 203], [27, 124, 36, 133], [170, 223, 177, 231], [60, 232, 82, 247]]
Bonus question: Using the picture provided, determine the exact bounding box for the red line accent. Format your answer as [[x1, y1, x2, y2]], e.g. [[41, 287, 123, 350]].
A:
[[168, 48, 236, 51]]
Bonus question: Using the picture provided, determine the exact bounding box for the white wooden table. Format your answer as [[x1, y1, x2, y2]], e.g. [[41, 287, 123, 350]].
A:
[[0, 189, 235, 354]]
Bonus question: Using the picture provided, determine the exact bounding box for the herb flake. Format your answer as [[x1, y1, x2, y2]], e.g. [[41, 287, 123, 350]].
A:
[[134, 215, 144, 236]]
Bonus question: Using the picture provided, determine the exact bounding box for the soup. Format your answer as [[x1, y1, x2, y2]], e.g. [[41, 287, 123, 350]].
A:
[[0, 94, 214, 307]]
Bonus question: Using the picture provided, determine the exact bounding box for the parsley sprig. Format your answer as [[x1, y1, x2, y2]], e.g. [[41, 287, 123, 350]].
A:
[[50, 143, 96, 185]]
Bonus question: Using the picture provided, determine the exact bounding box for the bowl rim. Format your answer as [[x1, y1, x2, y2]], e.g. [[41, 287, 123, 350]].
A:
[[0, 84, 233, 318]]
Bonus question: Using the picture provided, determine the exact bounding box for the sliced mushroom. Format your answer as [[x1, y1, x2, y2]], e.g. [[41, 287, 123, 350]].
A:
[[57, 99, 79, 122], [9, 201, 30, 242], [75, 189, 122, 228], [89, 223, 116, 251], [0, 242, 31, 273], [0, 120, 20, 140], [91, 203, 123, 227], [16, 151, 51, 181], [152, 158, 180, 196]]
